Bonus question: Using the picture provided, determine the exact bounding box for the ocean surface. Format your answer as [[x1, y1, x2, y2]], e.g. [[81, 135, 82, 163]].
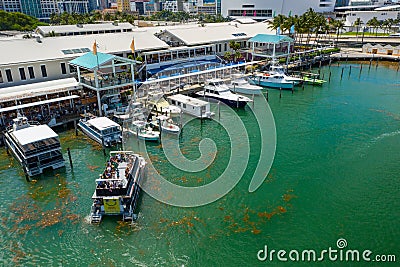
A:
[[0, 62, 399, 266]]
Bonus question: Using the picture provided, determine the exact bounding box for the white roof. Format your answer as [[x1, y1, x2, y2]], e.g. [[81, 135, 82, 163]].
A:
[[13, 125, 59, 145], [87, 117, 120, 130], [0, 30, 169, 66], [164, 22, 274, 46], [0, 78, 80, 103], [375, 5, 400, 11], [168, 94, 209, 107], [37, 23, 135, 35]]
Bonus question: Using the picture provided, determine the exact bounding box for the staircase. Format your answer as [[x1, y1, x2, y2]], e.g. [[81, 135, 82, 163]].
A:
[[90, 213, 102, 224]]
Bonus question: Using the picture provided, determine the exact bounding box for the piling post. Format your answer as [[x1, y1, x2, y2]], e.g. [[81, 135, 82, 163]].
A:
[[266, 90, 269, 102], [24, 168, 30, 182], [349, 65, 352, 77], [369, 58, 372, 70], [279, 88, 282, 99], [376, 57, 379, 69], [329, 71, 332, 83], [346, 55, 348, 63], [252, 94, 254, 109], [74, 120, 78, 136], [340, 68, 344, 80], [359, 63, 363, 77], [67, 147, 73, 169], [291, 87, 294, 95], [218, 101, 221, 120], [302, 84, 305, 90]]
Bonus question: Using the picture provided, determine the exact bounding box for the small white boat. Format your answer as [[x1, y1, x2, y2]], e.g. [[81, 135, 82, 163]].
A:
[[78, 114, 122, 147], [131, 121, 160, 142], [229, 75, 262, 95], [151, 115, 180, 134], [196, 78, 252, 108]]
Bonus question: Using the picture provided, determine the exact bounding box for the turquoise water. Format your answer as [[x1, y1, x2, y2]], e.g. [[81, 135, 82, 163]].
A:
[[0, 62, 399, 266]]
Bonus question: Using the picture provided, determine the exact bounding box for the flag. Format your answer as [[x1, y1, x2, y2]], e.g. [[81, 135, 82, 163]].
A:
[[253, 10, 256, 17], [130, 38, 135, 54], [92, 40, 97, 55], [288, 10, 292, 17], [273, 11, 276, 18], [277, 26, 281, 35], [243, 10, 246, 16], [290, 25, 295, 34]]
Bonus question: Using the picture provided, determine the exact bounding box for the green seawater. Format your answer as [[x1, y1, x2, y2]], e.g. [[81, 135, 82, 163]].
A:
[[0, 62, 399, 266]]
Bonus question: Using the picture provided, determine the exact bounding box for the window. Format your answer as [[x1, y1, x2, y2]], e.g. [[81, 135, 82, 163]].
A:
[[19, 67, 26, 80], [61, 62, 67, 74], [242, 4, 254, 8], [5, 69, 13, 82], [40, 65, 47, 77], [0, 70, 3, 83], [224, 43, 227, 51], [183, 104, 186, 109], [28, 66, 35, 79]]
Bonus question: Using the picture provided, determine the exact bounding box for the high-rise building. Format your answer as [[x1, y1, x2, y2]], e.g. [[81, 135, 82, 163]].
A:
[[0, 0, 98, 21], [221, 0, 336, 20], [117, 0, 130, 11]]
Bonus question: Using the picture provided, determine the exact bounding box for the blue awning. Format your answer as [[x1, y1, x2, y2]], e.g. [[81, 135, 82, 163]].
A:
[[248, 34, 294, 44], [69, 52, 116, 70]]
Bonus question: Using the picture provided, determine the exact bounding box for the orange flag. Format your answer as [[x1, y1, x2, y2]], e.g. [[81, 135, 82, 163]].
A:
[[93, 40, 97, 55], [130, 38, 135, 54]]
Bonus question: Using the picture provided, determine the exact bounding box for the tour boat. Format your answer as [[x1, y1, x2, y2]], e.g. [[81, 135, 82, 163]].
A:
[[196, 78, 252, 108], [78, 113, 122, 147], [3, 114, 65, 176], [89, 151, 146, 224]]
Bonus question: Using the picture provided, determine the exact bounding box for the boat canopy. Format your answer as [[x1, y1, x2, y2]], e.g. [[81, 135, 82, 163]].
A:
[[12, 125, 59, 146], [87, 117, 120, 131]]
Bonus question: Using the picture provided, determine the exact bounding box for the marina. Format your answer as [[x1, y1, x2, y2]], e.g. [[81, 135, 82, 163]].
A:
[[0, 61, 399, 265]]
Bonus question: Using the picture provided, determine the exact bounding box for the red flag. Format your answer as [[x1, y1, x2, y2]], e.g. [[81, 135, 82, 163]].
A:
[[243, 10, 246, 16]]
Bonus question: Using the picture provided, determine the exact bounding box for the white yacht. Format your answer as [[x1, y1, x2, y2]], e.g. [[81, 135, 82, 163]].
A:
[[229, 74, 263, 95], [196, 78, 252, 108], [78, 114, 122, 147], [4, 115, 65, 176], [269, 65, 303, 85]]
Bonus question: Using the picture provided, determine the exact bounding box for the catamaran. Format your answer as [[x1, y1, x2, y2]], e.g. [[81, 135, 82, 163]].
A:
[[3, 114, 65, 176], [78, 113, 122, 147]]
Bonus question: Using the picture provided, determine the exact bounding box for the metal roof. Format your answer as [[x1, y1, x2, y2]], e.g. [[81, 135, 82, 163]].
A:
[[0, 95, 79, 113], [12, 125, 59, 145], [248, 34, 294, 44], [69, 52, 115, 70], [37, 23, 135, 35], [87, 117, 120, 131], [0, 78, 80, 103]]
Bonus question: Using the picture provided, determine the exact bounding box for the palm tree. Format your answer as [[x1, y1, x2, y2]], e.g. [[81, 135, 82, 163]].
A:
[[353, 17, 362, 37], [331, 19, 345, 45], [268, 14, 287, 34], [367, 17, 380, 36]]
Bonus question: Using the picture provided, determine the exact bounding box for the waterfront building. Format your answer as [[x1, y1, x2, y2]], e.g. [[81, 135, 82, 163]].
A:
[[343, 4, 400, 26], [221, 0, 335, 20], [117, 0, 130, 11]]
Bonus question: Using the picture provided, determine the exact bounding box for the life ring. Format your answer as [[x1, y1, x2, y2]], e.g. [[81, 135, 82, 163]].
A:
[[264, 73, 270, 77]]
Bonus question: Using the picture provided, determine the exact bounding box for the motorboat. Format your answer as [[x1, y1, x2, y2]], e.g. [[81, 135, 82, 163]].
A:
[[130, 120, 160, 142], [228, 74, 262, 95], [150, 115, 180, 134], [195, 78, 252, 108], [249, 72, 294, 89]]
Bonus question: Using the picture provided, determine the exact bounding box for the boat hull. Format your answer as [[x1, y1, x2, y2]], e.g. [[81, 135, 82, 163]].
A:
[[250, 79, 294, 89], [230, 87, 262, 95]]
